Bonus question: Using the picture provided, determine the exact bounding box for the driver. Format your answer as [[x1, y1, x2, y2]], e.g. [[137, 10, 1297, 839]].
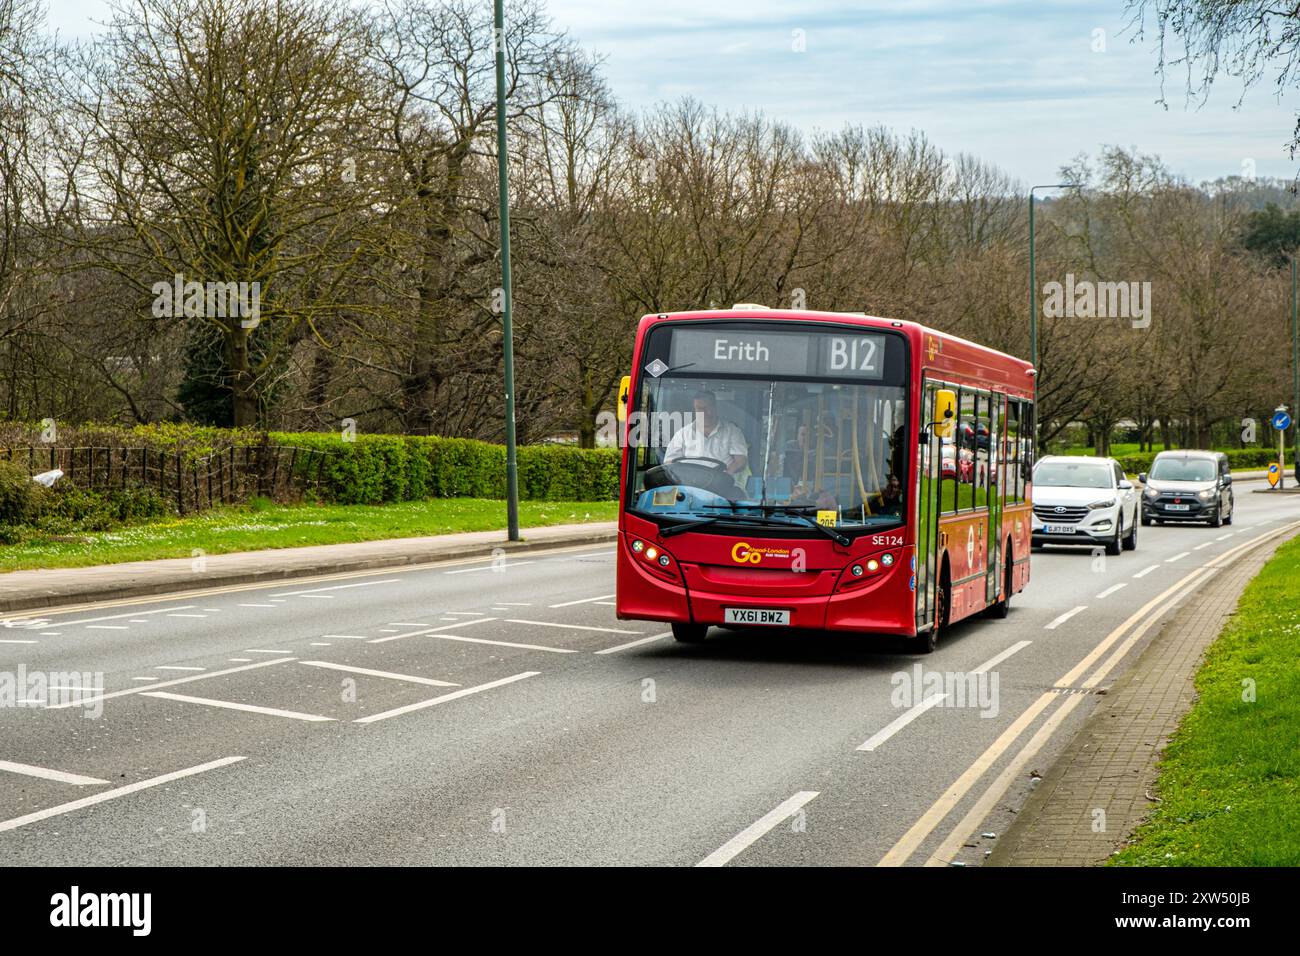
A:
[[664, 391, 749, 478]]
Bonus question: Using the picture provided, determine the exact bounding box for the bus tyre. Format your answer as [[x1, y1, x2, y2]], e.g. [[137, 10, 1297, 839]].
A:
[[985, 554, 1012, 619], [912, 576, 948, 653], [671, 622, 708, 643]]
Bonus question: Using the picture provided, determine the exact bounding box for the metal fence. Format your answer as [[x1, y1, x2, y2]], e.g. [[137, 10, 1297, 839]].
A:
[[1, 445, 338, 514]]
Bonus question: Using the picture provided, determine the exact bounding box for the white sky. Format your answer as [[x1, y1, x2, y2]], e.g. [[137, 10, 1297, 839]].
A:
[[43, 0, 1300, 187]]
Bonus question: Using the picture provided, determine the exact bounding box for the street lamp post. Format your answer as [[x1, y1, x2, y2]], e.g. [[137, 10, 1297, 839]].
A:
[[1024, 187, 1076, 460], [494, 0, 520, 541], [1293, 257, 1299, 482], [1028, 183, 1074, 371]]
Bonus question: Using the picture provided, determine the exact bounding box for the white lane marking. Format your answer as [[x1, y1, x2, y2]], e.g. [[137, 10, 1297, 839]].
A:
[[86, 625, 129, 630], [378, 629, 400, 633], [595, 632, 673, 655], [45, 658, 294, 710], [201, 609, 221, 612], [0, 757, 245, 834], [238, 604, 277, 608], [1216, 534, 1232, 541], [271, 579, 401, 597], [310, 642, 331, 647], [320, 634, 369, 640], [131, 677, 159, 682], [858, 695, 948, 752], [440, 612, 487, 618], [26, 605, 197, 628], [549, 593, 615, 608], [1133, 564, 1159, 578], [506, 619, 642, 635], [244, 648, 294, 654], [166, 613, 207, 619], [1044, 606, 1087, 630], [368, 617, 497, 645], [1166, 551, 1190, 562], [1096, 583, 1128, 599], [0, 639, 37, 644], [295, 594, 334, 599], [0, 760, 108, 786], [228, 658, 252, 662], [444, 561, 536, 575], [298, 661, 459, 687], [39, 632, 61, 636], [143, 692, 333, 722], [595, 601, 616, 606], [154, 666, 205, 672], [1193, 542, 1213, 550], [355, 671, 540, 724], [697, 791, 821, 867], [128, 620, 147, 624], [971, 640, 1033, 674], [419, 633, 577, 654], [388, 621, 437, 626]]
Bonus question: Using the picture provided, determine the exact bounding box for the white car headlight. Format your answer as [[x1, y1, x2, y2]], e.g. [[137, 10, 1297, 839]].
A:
[[1198, 489, 1214, 500], [1087, 498, 1117, 509]]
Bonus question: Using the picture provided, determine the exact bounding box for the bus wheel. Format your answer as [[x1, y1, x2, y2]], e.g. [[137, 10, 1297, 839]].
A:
[[985, 554, 1012, 619], [671, 622, 708, 643], [912, 574, 949, 653]]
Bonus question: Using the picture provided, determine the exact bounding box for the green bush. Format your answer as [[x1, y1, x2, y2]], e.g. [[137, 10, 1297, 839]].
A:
[[33, 481, 172, 534], [0, 460, 44, 525], [1114, 447, 1279, 476]]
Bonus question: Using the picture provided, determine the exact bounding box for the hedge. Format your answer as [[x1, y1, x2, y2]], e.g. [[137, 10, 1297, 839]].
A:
[[0, 423, 620, 505], [1114, 448, 1281, 476]]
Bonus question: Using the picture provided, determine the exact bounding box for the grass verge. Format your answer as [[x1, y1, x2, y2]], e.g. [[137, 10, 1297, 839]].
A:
[[1109, 533, 1300, 865], [0, 497, 617, 572]]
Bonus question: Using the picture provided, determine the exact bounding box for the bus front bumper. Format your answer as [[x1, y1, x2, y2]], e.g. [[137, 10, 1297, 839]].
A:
[[615, 537, 917, 637]]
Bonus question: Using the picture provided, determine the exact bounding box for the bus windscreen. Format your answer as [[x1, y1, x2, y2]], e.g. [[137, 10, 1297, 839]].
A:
[[627, 322, 910, 532]]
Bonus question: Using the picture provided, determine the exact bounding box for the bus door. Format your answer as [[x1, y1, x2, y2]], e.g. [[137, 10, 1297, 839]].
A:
[[915, 378, 944, 630], [986, 393, 1004, 605]]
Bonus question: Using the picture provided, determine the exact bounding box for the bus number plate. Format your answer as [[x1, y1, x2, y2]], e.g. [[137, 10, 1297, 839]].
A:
[[724, 608, 789, 626]]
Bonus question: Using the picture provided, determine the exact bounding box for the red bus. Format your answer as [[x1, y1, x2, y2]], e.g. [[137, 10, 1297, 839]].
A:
[[614, 306, 1035, 653]]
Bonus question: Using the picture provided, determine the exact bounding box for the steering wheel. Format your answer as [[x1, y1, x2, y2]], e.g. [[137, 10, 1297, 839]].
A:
[[648, 456, 743, 499], [670, 456, 730, 470]]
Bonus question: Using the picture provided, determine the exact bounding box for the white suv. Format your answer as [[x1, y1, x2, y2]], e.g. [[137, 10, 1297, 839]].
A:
[[1031, 456, 1139, 556]]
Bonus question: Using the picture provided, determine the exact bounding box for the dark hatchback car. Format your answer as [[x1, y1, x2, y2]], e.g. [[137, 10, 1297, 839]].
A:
[[1139, 451, 1234, 527]]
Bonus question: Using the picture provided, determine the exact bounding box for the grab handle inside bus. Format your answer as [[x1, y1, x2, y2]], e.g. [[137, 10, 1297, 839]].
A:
[[932, 388, 956, 438], [617, 374, 631, 422]]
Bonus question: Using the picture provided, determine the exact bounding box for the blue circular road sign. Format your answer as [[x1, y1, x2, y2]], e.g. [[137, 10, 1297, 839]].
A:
[[1273, 410, 1292, 431]]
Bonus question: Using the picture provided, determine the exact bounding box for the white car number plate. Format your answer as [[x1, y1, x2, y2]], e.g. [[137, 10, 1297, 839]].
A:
[[1043, 524, 1075, 534], [724, 607, 789, 626], [1165, 504, 1190, 511]]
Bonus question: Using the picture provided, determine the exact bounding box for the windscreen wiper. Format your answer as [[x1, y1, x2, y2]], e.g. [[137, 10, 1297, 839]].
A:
[[662, 509, 851, 547]]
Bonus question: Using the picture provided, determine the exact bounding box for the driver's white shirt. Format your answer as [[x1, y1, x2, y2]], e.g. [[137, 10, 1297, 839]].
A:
[[664, 418, 748, 464]]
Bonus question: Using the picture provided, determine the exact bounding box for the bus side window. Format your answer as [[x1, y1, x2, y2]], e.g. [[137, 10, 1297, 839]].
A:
[[957, 389, 977, 511], [1006, 401, 1022, 503]]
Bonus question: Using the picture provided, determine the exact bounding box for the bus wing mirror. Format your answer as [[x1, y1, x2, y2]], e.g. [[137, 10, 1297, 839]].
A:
[[932, 389, 956, 439], [617, 374, 631, 422]]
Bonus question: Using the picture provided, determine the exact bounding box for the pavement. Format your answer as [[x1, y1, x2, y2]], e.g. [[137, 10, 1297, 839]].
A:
[[986, 523, 1293, 866], [1, 480, 1298, 866], [0, 521, 617, 614]]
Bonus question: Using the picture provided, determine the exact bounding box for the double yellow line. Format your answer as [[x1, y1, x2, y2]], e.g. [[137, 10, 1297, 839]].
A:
[[879, 519, 1300, 867]]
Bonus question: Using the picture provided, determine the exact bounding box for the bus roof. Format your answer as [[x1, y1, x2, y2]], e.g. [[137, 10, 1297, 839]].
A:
[[637, 308, 1036, 395]]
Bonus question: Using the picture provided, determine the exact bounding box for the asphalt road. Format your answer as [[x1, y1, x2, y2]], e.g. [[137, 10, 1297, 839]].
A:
[[2, 479, 1299, 866]]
